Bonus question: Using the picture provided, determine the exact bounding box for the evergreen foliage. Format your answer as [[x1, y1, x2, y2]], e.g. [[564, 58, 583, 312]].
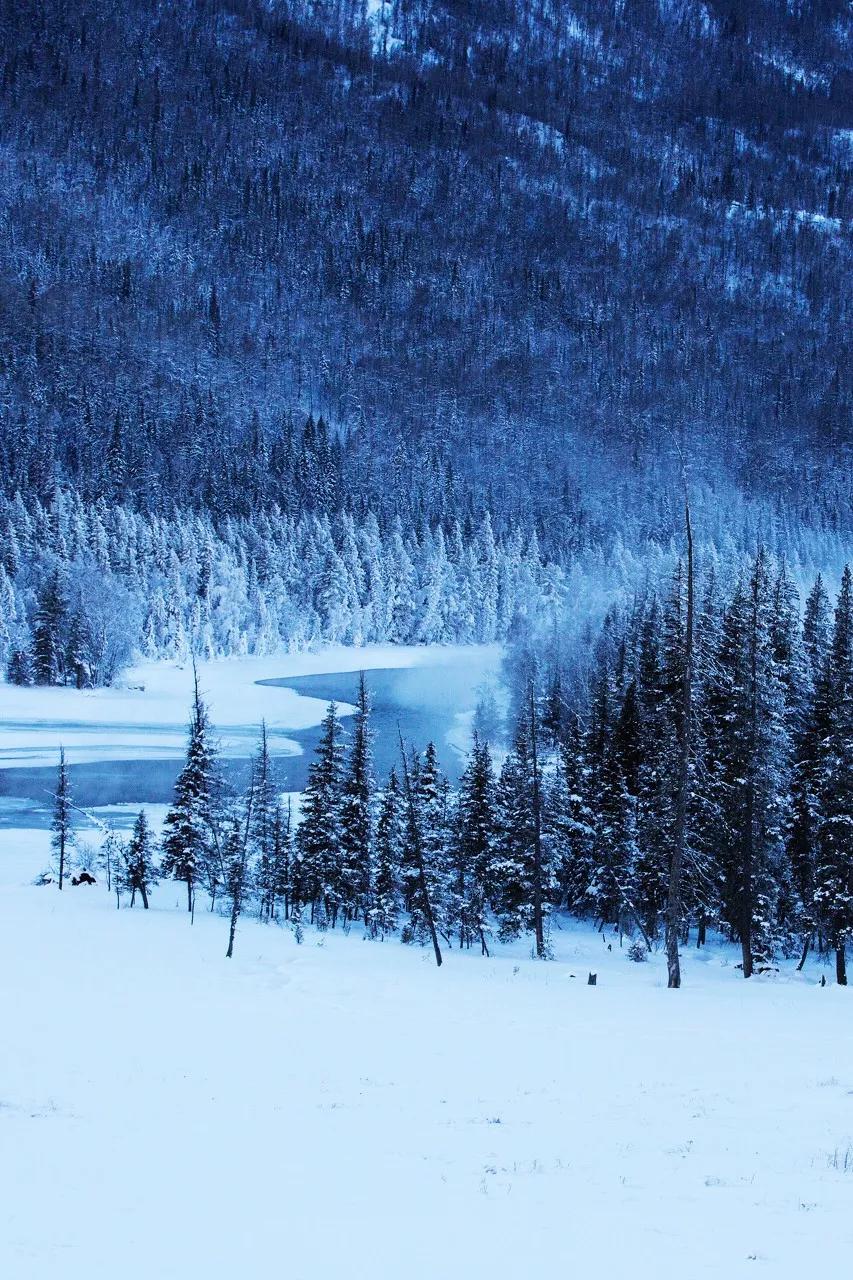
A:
[[160, 675, 219, 914]]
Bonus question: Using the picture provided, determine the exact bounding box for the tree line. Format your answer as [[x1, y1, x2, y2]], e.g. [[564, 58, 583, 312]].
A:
[[50, 545, 853, 982], [0, 0, 849, 683]]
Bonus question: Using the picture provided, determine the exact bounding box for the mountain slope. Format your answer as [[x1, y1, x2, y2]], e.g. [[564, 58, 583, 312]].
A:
[[0, 0, 849, 523]]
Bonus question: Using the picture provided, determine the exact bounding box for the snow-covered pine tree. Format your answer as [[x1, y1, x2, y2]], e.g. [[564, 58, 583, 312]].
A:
[[269, 800, 292, 922], [450, 734, 496, 954], [251, 722, 280, 921], [587, 735, 642, 943], [401, 742, 451, 945], [813, 566, 853, 985], [493, 698, 554, 955], [32, 570, 68, 685], [789, 575, 832, 963], [51, 746, 74, 890], [713, 553, 792, 975], [224, 789, 254, 960], [122, 809, 157, 908], [398, 738, 443, 966], [368, 768, 404, 939], [339, 673, 374, 926], [160, 675, 219, 915], [296, 701, 344, 928], [550, 718, 596, 916], [662, 517, 695, 990]]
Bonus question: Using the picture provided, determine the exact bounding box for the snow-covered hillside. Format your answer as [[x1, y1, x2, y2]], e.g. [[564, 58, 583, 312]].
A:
[[2, 830, 851, 1280]]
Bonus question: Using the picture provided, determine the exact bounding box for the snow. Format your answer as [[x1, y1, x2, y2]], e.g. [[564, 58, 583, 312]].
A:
[[0, 644, 499, 769], [1, 830, 852, 1279]]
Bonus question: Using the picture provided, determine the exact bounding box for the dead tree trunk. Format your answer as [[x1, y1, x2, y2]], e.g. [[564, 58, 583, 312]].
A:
[[796, 933, 811, 971], [836, 942, 847, 986]]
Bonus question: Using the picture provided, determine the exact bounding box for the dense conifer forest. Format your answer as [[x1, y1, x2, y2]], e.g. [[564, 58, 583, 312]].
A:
[[80, 549, 852, 980], [0, 1, 850, 676]]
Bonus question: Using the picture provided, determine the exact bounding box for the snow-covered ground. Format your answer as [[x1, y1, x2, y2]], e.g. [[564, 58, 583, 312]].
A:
[[0, 644, 501, 769], [2, 830, 852, 1280]]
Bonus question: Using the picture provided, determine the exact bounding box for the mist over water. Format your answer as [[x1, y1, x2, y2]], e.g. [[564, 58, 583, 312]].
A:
[[0, 654, 504, 831]]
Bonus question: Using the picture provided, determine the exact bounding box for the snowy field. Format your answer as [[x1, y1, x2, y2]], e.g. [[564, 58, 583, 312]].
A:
[[2, 829, 852, 1280], [0, 644, 501, 769]]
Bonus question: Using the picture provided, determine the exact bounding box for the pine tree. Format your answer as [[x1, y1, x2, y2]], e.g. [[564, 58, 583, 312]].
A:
[[789, 575, 831, 961], [269, 800, 292, 922], [402, 742, 451, 945], [296, 702, 344, 927], [550, 719, 596, 916], [714, 553, 791, 975], [398, 738, 442, 966], [32, 570, 68, 685], [6, 647, 33, 685], [368, 768, 404, 938], [225, 782, 255, 960], [51, 747, 74, 890], [587, 737, 642, 941], [251, 722, 279, 920], [339, 673, 374, 925], [664, 507, 694, 989], [451, 735, 496, 954], [161, 675, 219, 915], [493, 702, 554, 953], [122, 810, 157, 908], [813, 566, 853, 984], [65, 607, 93, 689]]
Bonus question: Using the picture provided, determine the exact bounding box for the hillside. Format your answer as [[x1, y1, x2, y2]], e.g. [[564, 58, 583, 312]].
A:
[[1, 0, 849, 520]]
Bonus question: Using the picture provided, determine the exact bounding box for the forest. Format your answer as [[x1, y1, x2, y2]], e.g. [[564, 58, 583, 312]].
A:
[[0, 1, 850, 678], [50, 547, 853, 985], [4, 6, 853, 1274]]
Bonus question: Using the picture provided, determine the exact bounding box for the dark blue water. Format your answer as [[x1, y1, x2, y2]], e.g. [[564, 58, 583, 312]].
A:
[[0, 663, 490, 827]]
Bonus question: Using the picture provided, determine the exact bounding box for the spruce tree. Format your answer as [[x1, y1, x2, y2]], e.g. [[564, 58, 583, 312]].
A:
[[714, 554, 791, 975], [251, 722, 279, 920], [401, 742, 451, 945], [451, 735, 496, 954], [789, 575, 832, 961], [398, 737, 443, 966], [550, 719, 596, 916], [339, 673, 374, 926], [296, 702, 344, 927], [122, 810, 157, 908], [225, 785, 255, 960], [51, 747, 74, 890], [33, 570, 68, 685], [369, 768, 404, 938], [493, 704, 554, 953], [270, 800, 292, 922], [161, 676, 219, 915], [813, 567, 853, 984]]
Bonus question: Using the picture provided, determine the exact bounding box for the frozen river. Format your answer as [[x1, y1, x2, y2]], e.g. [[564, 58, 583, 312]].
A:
[[0, 648, 503, 830]]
